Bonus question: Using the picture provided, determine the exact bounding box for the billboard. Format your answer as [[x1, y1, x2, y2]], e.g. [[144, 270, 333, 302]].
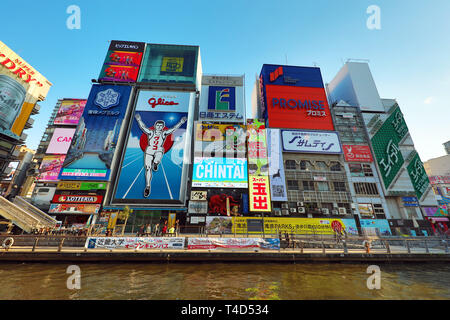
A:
[[192, 157, 248, 188], [0, 41, 52, 140], [58, 84, 132, 181], [37, 155, 65, 181], [98, 40, 145, 83], [194, 122, 247, 158], [49, 203, 101, 214], [187, 237, 280, 250], [260, 64, 325, 88], [281, 130, 342, 154], [249, 175, 271, 212], [2, 161, 19, 181], [112, 90, 193, 205], [53, 99, 87, 125], [407, 153, 430, 200], [198, 75, 245, 123], [86, 237, 185, 250], [56, 181, 107, 191], [45, 128, 76, 154], [247, 119, 269, 176], [267, 129, 288, 201], [232, 217, 359, 235], [52, 193, 103, 204], [343, 145, 373, 162], [360, 219, 392, 236]]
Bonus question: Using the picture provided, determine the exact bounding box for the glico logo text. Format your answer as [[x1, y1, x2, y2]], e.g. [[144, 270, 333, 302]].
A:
[[272, 98, 325, 110]]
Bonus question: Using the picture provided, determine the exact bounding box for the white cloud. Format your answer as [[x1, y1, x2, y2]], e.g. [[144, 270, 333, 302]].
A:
[[424, 96, 435, 105]]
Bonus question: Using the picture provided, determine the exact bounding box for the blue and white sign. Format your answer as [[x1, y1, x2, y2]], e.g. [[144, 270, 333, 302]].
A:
[[192, 157, 248, 188], [360, 219, 392, 236], [281, 130, 342, 154]]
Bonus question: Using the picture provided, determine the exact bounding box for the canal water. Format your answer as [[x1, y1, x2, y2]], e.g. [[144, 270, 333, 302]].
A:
[[0, 263, 449, 300]]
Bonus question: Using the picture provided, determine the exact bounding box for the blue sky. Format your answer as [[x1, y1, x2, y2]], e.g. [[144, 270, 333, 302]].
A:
[[2, 0, 449, 161]]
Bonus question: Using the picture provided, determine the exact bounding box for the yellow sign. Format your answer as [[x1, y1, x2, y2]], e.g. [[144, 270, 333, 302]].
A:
[[107, 212, 119, 230], [248, 175, 271, 212], [231, 217, 359, 235], [168, 213, 176, 229], [161, 57, 184, 73], [57, 181, 82, 190]]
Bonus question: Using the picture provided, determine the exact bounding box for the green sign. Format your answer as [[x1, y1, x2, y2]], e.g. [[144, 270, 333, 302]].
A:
[[370, 106, 409, 189], [407, 153, 430, 200]]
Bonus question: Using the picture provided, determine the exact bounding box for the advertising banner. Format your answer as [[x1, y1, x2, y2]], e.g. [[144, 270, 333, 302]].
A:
[[429, 176, 450, 184], [194, 123, 247, 158], [2, 161, 19, 181], [358, 203, 374, 217], [249, 176, 271, 212], [260, 64, 325, 89], [198, 75, 245, 123], [407, 153, 430, 200], [85, 237, 185, 250], [56, 181, 107, 191], [98, 40, 145, 83], [190, 190, 207, 201], [188, 201, 208, 214], [281, 130, 342, 154], [423, 207, 448, 217], [52, 193, 103, 204], [45, 128, 76, 154], [59, 85, 132, 181], [360, 219, 392, 236], [232, 217, 359, 235], [342, 145, 373, 162], [113, 90, 193, 204], [247, 119, 269, 176], [53, 99, 87, 125], [205, 216, 233, 234], [37, 155, 66, 181], [187, 237, 280, 250], [192, 157, 248, 188], [49, 203, 101, 214], [267, 129, 288, 201]]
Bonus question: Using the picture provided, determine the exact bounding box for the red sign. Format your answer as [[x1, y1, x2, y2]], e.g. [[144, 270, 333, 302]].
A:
[[52, 194, 103, 204], [265, 85, 334, 130], [343, 145, 373, 162], [429, 176, 450, 185], [147, 97, 179, 109]]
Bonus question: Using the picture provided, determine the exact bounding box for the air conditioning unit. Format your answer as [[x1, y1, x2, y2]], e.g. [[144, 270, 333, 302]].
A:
[[296, 201, 304, 207], [338, 207, 347, 215], [332, 209, 338, 215], [322, 208, 330, 215], [274, 210, 282, 216], [281, 209, 289, 215], [289, 208, 297, 213], [281, 203, 289, 209], [298, 207, 305, 214]]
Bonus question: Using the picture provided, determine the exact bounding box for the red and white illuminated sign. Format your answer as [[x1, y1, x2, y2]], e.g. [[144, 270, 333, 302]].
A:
[[265, 85, 334, 130], [249, 175, 271, 212], [343, 145, 373, 162], [46, 128, 76, 154], [52, 194, 103, 204]]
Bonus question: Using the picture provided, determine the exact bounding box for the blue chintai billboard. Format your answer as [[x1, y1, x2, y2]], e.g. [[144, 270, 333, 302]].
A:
[[59, 84, 132, 181], [112, 90, 194, 205]]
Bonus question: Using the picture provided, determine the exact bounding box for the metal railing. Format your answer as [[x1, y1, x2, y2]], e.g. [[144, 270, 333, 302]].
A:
[[13, 196, 57, 228], [0, 196, 43, 233]]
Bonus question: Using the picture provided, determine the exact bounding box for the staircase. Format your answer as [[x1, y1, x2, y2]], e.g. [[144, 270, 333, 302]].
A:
[[0, 196, 57, 233]]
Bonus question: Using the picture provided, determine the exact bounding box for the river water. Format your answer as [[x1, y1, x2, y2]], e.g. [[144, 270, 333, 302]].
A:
[[0, 263, 449, 300]]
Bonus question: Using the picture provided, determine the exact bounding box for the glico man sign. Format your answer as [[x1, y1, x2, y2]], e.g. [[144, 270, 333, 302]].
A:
[[259, 64, 334, 131]]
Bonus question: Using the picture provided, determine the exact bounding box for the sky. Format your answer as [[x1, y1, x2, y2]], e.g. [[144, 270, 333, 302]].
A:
[[2, 0, 449, 162]]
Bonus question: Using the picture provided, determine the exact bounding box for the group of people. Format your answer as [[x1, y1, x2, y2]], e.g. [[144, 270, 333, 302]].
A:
[[137, 219, 180, 237], [31, 227, 88, 236]]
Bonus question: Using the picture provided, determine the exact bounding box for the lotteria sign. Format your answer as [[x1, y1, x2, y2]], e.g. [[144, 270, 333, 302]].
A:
[[192, 157, 248, 188], [52, 194, 103, 204]]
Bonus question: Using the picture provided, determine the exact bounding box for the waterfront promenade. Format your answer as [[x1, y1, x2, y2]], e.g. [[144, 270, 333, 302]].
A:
[[1, 234, 449, 263]]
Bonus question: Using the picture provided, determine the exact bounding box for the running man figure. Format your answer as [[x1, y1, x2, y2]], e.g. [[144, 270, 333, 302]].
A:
[[135, 113, 187, 197]]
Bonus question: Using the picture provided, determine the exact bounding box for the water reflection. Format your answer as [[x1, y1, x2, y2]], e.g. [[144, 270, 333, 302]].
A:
[[0, 263, 449, 300]]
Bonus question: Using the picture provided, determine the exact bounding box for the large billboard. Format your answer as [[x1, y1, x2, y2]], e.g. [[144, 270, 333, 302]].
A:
[[259, 64, 333, 130], [192, 157, 248, 188], [53, 99, 87, 125], [98, 40, 145, 83], [198, 75, 245, 123], [49, 203, 101, 214], [342, 145, 373, 162], [45, 128, 76, 154], [58, 84, 132, 181], [112, 90, 194, 205], [248, 176, 272, 212], [37, 155, 66, 181], [407, 153, 430, 200], [194, 122, 247, 158], [370, 106, 409, 189], [0, 41, 52, 140], [281, 130, 342, 154], [267, 129, 288, 201]]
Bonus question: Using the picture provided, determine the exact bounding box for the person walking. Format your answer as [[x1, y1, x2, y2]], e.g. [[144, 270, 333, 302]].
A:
[[175, 219, 180, 237], [162, 221, 168, 237], [154, 223, 160, 237]]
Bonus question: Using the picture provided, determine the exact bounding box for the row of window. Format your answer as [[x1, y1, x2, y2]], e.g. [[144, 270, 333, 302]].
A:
[[285, 160, 342, 172], [287, 180, 379, 196]]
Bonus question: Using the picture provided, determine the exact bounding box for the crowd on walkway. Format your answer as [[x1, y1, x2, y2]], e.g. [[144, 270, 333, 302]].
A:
[[136, 220, 180, 237]]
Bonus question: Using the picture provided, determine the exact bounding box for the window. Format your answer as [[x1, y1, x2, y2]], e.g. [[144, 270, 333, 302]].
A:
[[302, 181, 315, 191], [317, 181, 329, 191], [300, 160, 313, 171], [353, 182, 379, 195], [316, 161, 328, 171], [333, 181, 346, 192], [285, 160, 296, 170], [350, 163, 373, 177], [362, 164, 373, 177], [330, 162, 342, 172], [287, 180, 299, 191]]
